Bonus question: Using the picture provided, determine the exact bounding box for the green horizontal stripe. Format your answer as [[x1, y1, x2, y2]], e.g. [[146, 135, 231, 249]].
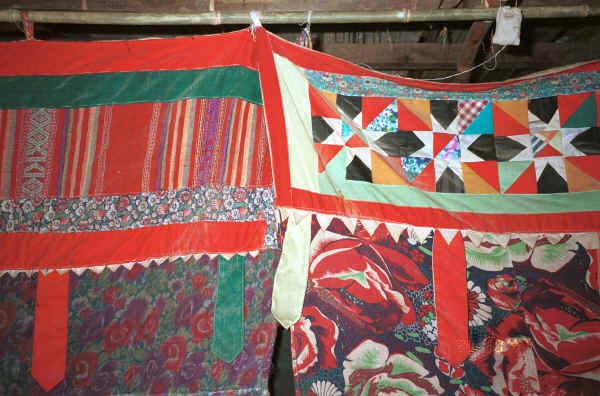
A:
[[319, 174, 600, 214], [0, 66, 262, 109]]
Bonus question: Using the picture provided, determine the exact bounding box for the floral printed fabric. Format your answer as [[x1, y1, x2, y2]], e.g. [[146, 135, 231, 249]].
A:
[[465, 234, 600, 396], [290, 216, 600, 395], [304, 69, 600, 100], [0, 186, 277, 249], [292, 216, 440, 396], [0, 250, 279, 396]]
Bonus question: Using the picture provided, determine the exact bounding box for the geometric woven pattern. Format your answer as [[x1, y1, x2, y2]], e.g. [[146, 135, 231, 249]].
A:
[[309, 89, 600, 194]]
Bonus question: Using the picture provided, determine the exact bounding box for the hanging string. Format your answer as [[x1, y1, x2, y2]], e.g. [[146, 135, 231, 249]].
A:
[[297, 10, 313, 48], [483, 41, 500, 71], [20, 10, 34, 40], [248, 10, 261, 39], [423, 44, 507, 81]]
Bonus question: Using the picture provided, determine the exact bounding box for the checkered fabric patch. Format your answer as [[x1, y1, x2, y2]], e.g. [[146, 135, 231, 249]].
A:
[[457, 100, 488, 133]]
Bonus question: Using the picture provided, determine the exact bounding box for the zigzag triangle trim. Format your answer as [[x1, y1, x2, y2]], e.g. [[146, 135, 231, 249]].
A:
[[1, 250, 262, 278]]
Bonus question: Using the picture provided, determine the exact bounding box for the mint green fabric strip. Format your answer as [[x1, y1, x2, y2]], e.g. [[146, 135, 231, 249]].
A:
[[318, 173, 600, 214], [212, 255, 245, 362], [0, 66, 262, 109]]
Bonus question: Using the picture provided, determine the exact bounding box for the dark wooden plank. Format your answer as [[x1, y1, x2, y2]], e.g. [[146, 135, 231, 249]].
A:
[[455, 20, 492, 82], [319, 36, 596, 71]]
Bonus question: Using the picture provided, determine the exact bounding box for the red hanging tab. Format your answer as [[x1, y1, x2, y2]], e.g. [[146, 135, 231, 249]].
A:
[[32, 271, 69, 391], [433, 230, 471, 367]]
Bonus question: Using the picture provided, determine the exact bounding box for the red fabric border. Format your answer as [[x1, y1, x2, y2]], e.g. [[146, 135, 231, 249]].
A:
[[31, 272, 69, 392], [285, 188, 600, 233], [256, 27, 293, 205], [0, 30, 257, 76], [267, 31, 600, 93], [0, 221, 267, 270], [433, 231, 470, 367]]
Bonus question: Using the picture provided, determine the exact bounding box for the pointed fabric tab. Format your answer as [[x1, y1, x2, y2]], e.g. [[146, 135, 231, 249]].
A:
[[571, 232, 599, 250], [361, 219, 380, 237], [212, 255, 245, 362], [464, 230, 484, 247], [433, 230, 471, 367], [546, 233, 564, 245], [489, 233, 510, 248], [272, 214, 312, 328], [32, 271, 69, 391], [71, 267, 87, 276], [409, 226, 433, 244], [386, 222, 406, 243], [439, 228, 459, 245], [340, 216, 358, 234], [292, 209, 310, 225], [517, 233, 539, 248], [316, 213, 333, 231]]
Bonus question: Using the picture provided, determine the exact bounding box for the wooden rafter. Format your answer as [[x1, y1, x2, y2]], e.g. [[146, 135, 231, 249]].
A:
[[455, 21, 493, 82]]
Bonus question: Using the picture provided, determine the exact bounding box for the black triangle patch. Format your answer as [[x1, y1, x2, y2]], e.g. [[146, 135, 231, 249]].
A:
[[436, 167, 464, 193], [495, 137, 527, 161], [375, 132, 425, 157], [346, 155, 372, 182], [468, 135, 497, 161], [431, 100, 458, 129], [312, 116, 334, 143], [529, 97, 558, 124], [571, 127, 600, 155], [336, 95, 362, 119], [537, 164, 568, 194]]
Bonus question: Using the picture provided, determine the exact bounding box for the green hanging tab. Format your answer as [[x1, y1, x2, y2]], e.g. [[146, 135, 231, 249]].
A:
[[212, 254, 245, 362]]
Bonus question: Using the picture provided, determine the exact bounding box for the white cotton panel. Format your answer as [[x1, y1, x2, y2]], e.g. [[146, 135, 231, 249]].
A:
[[273, 54, 319, 192]]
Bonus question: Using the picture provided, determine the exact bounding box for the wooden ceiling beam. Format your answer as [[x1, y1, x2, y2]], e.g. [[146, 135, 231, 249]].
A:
[[455, 21, 493, 82], [0, 0, 596, 12]]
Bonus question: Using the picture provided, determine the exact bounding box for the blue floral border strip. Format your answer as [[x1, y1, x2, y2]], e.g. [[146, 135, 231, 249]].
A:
[[0, 186, 277, 248], [304, 69, 600, 100]]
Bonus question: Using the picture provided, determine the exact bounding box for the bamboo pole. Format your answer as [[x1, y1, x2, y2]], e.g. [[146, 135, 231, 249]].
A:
[[0, 6, 598, 26]]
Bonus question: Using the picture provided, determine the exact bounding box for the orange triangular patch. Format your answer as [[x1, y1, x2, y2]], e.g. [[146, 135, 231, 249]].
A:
[[362, 97, 395, 129], [345, 134, 368, 148], [371, 152, 407, 185], [565, 156, 600, 181], [411, 161, 436, 191], [314, 143, 343, 172], [462, 162, 499, 193], [308, 85, 339, 118], [505, 163, 537, 194], [565, 159, 600, 192], [558, 93, 592, 125], [493, 101, 529, 136], [434, 133, 455, 156], [398, 98, 431, 130]]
